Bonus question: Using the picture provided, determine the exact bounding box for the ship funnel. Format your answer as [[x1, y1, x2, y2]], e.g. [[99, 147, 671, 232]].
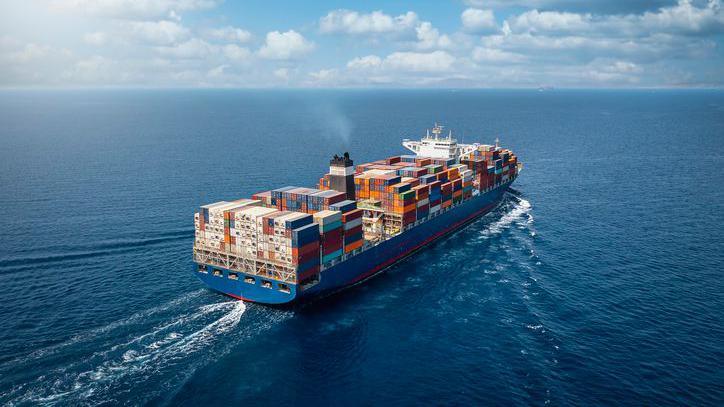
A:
[[328, 152, 356, 201]]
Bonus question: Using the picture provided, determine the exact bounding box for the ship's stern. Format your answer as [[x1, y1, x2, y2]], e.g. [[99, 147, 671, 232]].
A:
[[192, 263, 298, 304]]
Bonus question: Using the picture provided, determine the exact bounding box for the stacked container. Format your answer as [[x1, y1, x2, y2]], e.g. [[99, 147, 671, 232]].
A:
[[314, 210, 344, 263], [291, 222, 321, 281], [397, 166, 428, 178], [428, 181, 442, 213], [441, 181, 453, 209], [413, 184, 430, 220], [308, 190, 346, 212], [251, 191, 274, 207], [343, 209, 364, 253]]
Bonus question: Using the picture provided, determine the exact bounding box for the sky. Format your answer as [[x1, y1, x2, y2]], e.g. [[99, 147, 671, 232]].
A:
[[1, 0, 723, 88]]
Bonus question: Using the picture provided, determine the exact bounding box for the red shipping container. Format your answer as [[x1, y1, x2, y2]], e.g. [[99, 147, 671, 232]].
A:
[[323, 240, 343, 255], [342, 208, 363, 222], [321, 228, 343, 245], [292, 241, 320, 259], [344, 224, 363, 237]]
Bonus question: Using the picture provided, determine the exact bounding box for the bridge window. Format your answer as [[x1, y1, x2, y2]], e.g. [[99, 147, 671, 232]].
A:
[[228, 272, 238, 280], [261, 280, 272, 289], [212, 269, 223, 277], [278, 283, 290, 293], [244, 276, 255, 284]]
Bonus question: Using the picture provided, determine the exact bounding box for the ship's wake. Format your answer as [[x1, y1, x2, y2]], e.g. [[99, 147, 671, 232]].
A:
[[0, 295, 289, 406], [478, 195, 533, 240]]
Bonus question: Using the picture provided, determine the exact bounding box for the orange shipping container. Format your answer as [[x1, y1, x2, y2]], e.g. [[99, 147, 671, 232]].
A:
[[344, 239, 363, 253]]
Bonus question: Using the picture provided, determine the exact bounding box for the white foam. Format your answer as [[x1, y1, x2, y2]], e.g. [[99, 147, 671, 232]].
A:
[[479, 197, 532, 240], [0, 289, 205, 369], [6, 300, 247, 405]]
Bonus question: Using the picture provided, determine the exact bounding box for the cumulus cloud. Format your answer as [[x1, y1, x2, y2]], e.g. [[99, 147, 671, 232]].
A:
[[348, 51, 456, 73], [461, 8, 498, 33], [2, 1, 723, 88], [51, 0, 219, 20], [505, 1, 724, 36], [507, 9, 589, 33], [207, 26, 252, 43], [258, 30, 314, 60], [347, 55, 383, 69], [416, 22, 452, 50], [156, 38, 214, 58], [319, 9, 418, 34], [124, 20, 190, 45], [222, 44, 251, 61], [464, 0, 675, 14], [384, 51, 456, 72], [472, 47, 526, 63]]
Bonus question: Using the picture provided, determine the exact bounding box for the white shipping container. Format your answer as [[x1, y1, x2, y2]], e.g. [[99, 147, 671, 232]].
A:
[[430, 204, 441, 213], [313, 210, 342, 224], [417, 198, 430, 207]]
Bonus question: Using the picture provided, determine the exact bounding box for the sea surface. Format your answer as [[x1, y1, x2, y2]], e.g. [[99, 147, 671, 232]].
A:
[[0, 89, 722, 406]]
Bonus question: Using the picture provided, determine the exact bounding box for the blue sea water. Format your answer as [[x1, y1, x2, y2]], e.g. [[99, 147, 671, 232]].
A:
[[0, 89, 722, 406]]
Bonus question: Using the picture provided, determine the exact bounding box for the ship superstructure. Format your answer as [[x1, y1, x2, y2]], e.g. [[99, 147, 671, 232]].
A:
[[193, 124, 521, 304]]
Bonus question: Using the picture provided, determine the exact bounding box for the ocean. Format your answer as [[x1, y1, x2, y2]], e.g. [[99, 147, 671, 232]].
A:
[[0, 89, 722, 406]]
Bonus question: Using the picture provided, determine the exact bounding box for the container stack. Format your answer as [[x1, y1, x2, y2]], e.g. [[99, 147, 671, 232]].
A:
[[428, 181, 442, 213], [330, 199, 357, 213], [441, 182, 453, 209], [308, 190, 347, 212], [229, 206, 279, 256], [314, 210, 344, 263], [251, 191, 274, 207], [397, 166, 428, 178], [196, 200, 261, 251], [452, 178, 463, 204], [290, 222, 321, 281], [413, 184, 430, 219], [461, 169, 474, 199], [343, 211, 364, 254]]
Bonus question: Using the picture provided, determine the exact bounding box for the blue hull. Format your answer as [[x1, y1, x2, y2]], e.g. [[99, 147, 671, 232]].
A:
[[194, 181, 512, 305]]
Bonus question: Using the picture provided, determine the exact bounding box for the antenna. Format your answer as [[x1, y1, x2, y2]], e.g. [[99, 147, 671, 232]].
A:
[[495, 137, 500, 148]]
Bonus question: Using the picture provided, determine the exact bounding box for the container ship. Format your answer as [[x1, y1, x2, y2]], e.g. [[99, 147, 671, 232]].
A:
[[193, 124, 521, 305]]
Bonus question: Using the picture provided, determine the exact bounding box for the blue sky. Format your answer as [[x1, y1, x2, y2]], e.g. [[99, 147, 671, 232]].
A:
[[1, 0, 722, 88]]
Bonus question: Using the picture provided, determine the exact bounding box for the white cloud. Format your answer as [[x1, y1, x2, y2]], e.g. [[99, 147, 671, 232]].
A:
[[207, 26, 252, 43], [125, 20, 189, 45], [416, 22, 452, 50], [382, 51, 456, 72], [638, 0, 724, 35], [51, 0, 219, 20], [84, 32, 107, 46], [274, 68, 290, 80], [346, 51, 456, 76], [505, 1, 724, 36], [319, 9, 418, 34], [156, 38, 214, 58], [508, 9, 589, 33], [222, 44, 251, 61], [207, 64, 228, 77], [384, 51, 455, 72], [472, 47, 526, 62], [258, 30, 314, 60], [461, 8, 498, 33], [310, 68, 338, 80], [347, 55, 383, 69], [585, 59, 643, 83]]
